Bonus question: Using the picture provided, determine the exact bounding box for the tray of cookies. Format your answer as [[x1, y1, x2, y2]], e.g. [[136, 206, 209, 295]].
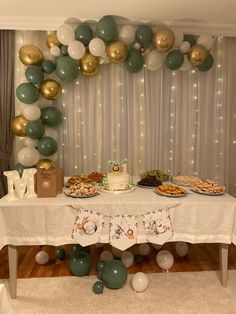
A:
[[191, 179, 225, 195], [64, 182, 99, 198], [154, 184, 188, 197]]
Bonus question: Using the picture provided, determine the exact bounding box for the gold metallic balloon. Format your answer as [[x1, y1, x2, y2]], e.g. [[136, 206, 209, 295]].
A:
[[188, 44, 209, 65], [11, 115, 28, 137], [39, 79, 62, 100], [80, 52, 100, 76], [153, 28, 175, 53], [19, 45, 44, 66], [36, 159, 56, 169], [106, 41, 128, 64], [46, 33, 62, 48]]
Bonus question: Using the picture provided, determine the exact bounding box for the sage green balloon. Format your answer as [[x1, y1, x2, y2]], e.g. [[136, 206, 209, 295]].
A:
[[26, 121, 45, 139], [125, 48, 144, 73], [97, 15, 118, 43], [25, 65, 44, 84], [165, 50, 184, 70], [135, 25, 154, 48], [60, 45, 68, 56], [75, 24, 93, 45], [40, 106, 63, 127], [197, 53, 214, 72], [69, 244, 91, 259], [37, 136, 58, 156], [16, 83, 39, 104], [183, 34, 197, 47], [102, 260, 127, 289], [69, 252, 92, 277], [56, 56, 79, 81], [41, 60, 56, 74], [92, 281, 104, 294], [55, 247, 66, 260]]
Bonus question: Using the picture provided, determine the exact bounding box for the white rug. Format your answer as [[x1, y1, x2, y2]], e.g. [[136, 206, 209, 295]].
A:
[[2, 271, 236, 314]]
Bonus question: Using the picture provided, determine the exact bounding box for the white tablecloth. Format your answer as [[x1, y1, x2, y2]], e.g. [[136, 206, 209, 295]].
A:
[[0, 283, 14, 313], [0, 186, 236, 250]]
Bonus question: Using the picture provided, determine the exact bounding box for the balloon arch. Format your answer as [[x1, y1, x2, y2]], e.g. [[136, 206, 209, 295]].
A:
[[12, 15, 215, 173]]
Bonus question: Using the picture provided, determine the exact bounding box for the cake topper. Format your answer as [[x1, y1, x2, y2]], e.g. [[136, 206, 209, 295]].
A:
[[108, 159, 128, 175]]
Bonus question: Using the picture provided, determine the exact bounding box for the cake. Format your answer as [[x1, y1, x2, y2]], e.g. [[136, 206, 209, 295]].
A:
[[107, 172, 130, 189]]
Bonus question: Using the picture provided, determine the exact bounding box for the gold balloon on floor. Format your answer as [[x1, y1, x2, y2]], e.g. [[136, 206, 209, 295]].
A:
[[39, 79, 62, 100], [106, 41, 128, 64], [153, 28, 175, 52], [188, 44, 209, 65], [80, 52, 100, 76], [46, 33, 62, 48], [11, 115, 28, 137], [19, 45, 44, 66], [36, 159, 56, 169]]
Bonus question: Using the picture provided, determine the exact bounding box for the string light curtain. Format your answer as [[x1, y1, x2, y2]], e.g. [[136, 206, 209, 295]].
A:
[[14, 31, 236, 196]]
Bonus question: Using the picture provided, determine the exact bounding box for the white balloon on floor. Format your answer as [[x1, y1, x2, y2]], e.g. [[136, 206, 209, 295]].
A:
[[121, 251, 134, 268], [138, 243, 150, 256], [131, 272, 149, 292], [111, 246, 123, 258], [35, 251, 49, 265], [151, 243, 162, 250], [175, 242, 189, 257], [99, 250, 113, 262], [156, 250, 174, 271]]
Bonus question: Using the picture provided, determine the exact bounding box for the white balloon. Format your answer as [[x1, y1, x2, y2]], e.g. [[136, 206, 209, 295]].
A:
[[44, 126, 59, 141], [43, 50, 55, 62], [121, 251, 134, 268], [156, 250, 174, 271], [36, 98, 53, 109], [179, 41, 191, 53], [17, 147, 40, 167], [197, 35, 214, 50], [68, 40, 85, 60], [99, 250, 113, 262], [22, 105, 41, 121], [100, 51, 110, 64], [180, 55, 192, 71], [111, 246, 123, 258], [145, 49, 163, 71], [175, 242, 189, 257], [57, 24, 75, 45], [173, 30, 184, 48], [119, 25, 135, 45], [138, 243, 150, 256], [50, 46, 61, 57], [18, 102, 28, 112], [24, 137, 38, 148], [89, 38, 106, 57], [35, 251, 49, 265], [131, 272, 149, 292], [151, 243, 162, 250]]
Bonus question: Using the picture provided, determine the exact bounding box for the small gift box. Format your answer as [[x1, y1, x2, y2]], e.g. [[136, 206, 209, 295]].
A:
[[36, 168, 61, 198]]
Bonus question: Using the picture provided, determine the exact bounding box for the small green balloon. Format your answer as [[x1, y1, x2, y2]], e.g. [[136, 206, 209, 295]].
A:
[[102, 260, 127, 289], [183, 35, 197, 47], [135, 25, 154, 48], [134, 254, 143, 264], [26, 120, 45, 139], [165, 50, 184, 70], [41, 60, 56, 74], [14, 163, 30, 177], [55, 247, 66, 260], [69, 252, 92, 277], [75, 24, 93, 45], [40, 106, 63, 127], [37, 136, 58, 156], [25, 65, 44, 84], [69, 244, 91, 258], [197, 53, 214, 72], [92, 281, 104, 294], [125, 48, 144, 73], [96, 261, 106, 272], [97, 15, 118, 43], [56, 56, 79, 82], [60, 45, 68, 56], [16, 83, 39, 104]]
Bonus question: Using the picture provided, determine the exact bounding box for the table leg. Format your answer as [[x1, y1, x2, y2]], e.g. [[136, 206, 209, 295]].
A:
[[219, 243, 228, 287], [8, 245, 18, 299]]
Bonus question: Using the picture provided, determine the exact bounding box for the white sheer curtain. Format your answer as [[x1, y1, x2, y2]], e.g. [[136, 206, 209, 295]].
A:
[[14, 31, 236, 196]]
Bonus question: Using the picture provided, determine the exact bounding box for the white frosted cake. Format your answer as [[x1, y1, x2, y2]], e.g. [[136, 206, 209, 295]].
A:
[[107, 173, 130, 189]]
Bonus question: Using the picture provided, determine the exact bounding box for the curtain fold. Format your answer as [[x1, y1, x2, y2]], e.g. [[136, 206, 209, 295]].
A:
[[0, 30, 15, 197], [14, 31, 236, 196]]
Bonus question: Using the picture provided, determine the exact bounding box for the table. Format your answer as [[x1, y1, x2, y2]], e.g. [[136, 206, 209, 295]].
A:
[[0, 283, 14, 313], [1, 186, 236, 298]]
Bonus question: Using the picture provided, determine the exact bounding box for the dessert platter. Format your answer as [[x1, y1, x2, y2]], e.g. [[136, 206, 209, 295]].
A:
[[88, 171, 104, 183], [66, 175, 93, 187], [64, 182, 99, 198], [154, 184, 188, 197], [191, 179, 225, 196], [171, 175, 201, 186], [140, 169, 169, 182]]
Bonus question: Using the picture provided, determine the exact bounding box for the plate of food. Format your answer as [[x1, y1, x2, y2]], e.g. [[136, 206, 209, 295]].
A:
[[154, 184, 188, 197], [140, 169, 169, 182], [64, 182, 99, 198], [171, 175, 201, 187], [137, 176, 162, 188], [88, 171, 104, 183], [191, 179, 225, 196], [66, 175, 93, 187]]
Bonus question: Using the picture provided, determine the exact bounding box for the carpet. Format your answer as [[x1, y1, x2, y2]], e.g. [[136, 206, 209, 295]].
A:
[[2, 271, 236, 314]]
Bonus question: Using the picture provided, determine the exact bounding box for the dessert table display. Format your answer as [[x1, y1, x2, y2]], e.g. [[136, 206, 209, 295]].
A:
[[0, 181, 236, 298]]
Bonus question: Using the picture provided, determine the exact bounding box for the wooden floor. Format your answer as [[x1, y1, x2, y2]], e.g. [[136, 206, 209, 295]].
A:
[[1, 243, 236, 279]]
